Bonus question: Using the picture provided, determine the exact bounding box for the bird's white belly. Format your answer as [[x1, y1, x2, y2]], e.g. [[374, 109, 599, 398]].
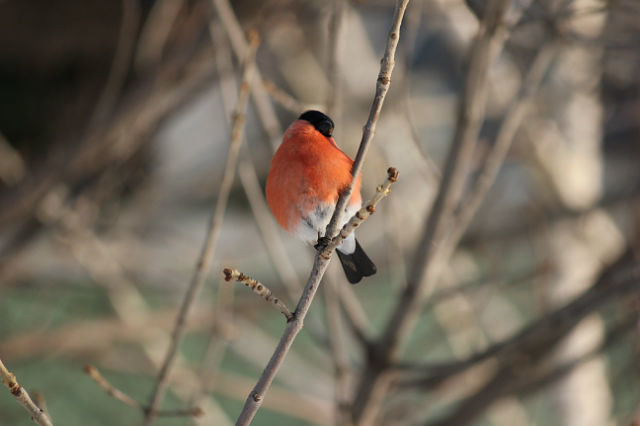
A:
[[293, 200, 361, 253]]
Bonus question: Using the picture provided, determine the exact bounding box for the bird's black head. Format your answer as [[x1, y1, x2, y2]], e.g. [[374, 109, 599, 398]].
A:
[[299, 110, 334, 138]]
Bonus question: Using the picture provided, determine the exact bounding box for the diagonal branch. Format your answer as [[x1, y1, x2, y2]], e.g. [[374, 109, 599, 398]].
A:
[[84, 365, 202, 417], [0, 358, 53, 426], [395, 262, 640, 387], [350, 1, 511, 423], [210, 0, 283, 148], [323, 269, 353, 425], [323, 0, 410, 242], [442, 41, 557, 258], [234, 2, 409, 424], [419, 261, 640, 426], [378, 0, 510, 359], [235, 166, 399, 425], [210, 3, 330, 351], [261, 80, 306, 114], [141, 31, 260, 426], [324, 168, 399, 256], [223, 269, 294, 320], [85, 0, 140, 135]]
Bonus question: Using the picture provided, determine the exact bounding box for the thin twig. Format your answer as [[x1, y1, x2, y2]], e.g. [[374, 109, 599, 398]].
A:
[[223, 269, 294, 320], [391, 270, 638, 386], [237, 163, 303, 306], [210, 0, 283, 150], [238, 160, 333, 346], [201, 369, 333, 425], [262, 80, 306, 114], [239, 2, 409, 424], [0, 34, 220, 229], [323, 168, 399, 256], [212, 15, 329, 349], [323, 0, 410, 242], [322, 170, 399, 421], [189, 275, 235, 411], [381, 0, 509, 351], [85, 364, 141, 410], [135, 0, 184, 70], [323, 267, 353, 425], [336, 280, 372, 344], [415, 262, 640, 426], [325, 4, 350, 419], [400, 0, 442, 183], [234, 166, 400, 425], [403, 46, 557, 390], [0, 305, 232, 362], [85, 0, 140, 134], [142, 30, 260, 425], [379, 0, 510, 352], [326, 0, 345, 119], [213, 25, 302, 300], [443, 42, 557, 257], [84, 365, 203, 417], [90, 343, 331, 425], [231, 317, 334, 394], [350, 1, 510, 423], [31, 392, 48, 419], [0, 358, 53, 426], [36, 189, 233, 424], [233, 5, 409, 423]]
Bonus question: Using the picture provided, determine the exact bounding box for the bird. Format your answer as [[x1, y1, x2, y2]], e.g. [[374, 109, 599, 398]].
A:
[[266, 110, 376, 284]]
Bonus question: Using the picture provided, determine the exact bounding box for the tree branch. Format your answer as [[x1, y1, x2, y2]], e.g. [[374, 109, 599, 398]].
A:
[[351, 1, 511, 423], [141, 30, 260, 425], [223, 269, 294, 320], [419, 260, 640, 426], [323, 168, 399, 256], [0, 358, 53, 426], [210, 0, 283, 149], [235, 166, 400, 425], [234, 4, 411, 424], [395, 261, 640, 390], [442, 41, 557, 258], [233, 1, 409, 422], [210, 2, 329, 352], [84, 365, 202, 417], [323, 0, 410, 243]]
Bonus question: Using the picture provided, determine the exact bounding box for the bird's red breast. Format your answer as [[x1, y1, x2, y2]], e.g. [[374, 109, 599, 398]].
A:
[[266, 119, 362, 235]]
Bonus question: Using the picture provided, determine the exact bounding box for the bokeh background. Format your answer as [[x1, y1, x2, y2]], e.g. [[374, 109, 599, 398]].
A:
[[1, 0, 640, 425]]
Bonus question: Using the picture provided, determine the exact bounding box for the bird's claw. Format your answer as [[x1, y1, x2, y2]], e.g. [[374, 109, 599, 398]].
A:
[[314, 236, 331, 251]]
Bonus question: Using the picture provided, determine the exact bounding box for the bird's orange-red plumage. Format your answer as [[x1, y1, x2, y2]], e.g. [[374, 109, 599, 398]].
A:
[[266, 110, 375, 284], [266, 119, 361, 232]]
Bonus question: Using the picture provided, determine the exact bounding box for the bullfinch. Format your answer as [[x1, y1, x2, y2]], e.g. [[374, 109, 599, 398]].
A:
[[266, 110, 376, 284]]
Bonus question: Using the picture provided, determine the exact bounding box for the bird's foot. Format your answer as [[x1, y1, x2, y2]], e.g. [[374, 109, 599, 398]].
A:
[[314, 236, 331, 252]]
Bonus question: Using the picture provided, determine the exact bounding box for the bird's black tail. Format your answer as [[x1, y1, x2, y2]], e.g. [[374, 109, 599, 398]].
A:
[[336, 239, 377, 284]]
